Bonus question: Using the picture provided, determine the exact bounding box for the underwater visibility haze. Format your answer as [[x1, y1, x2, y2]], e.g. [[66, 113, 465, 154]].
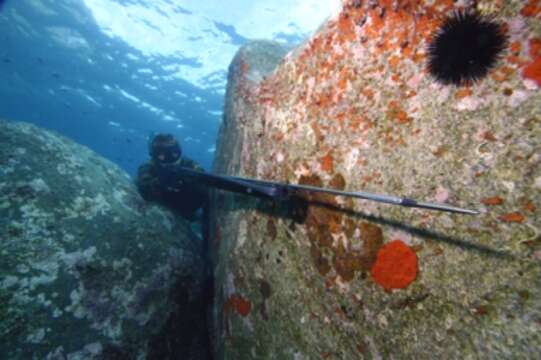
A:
[[0, 0, 339, 175]]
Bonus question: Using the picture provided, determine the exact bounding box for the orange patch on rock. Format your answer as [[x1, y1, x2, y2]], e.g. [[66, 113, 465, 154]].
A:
[[524, 201, 536, 213], [361, 88, 375, 101], [320, 152, 334, 173], [272, 131, 284, 142], [529, 38, 541, 57], [311, 121, 324, 142], [499, 212, 525, 223], [507, 55, 529, 67], [510, 41, 522, 54], [523, 56, 541, 86], [455, 88, 473, 99], [521, 38, 541, 86], [396, 111, 409, 124], [491, 66, 516, 82], [224, 294, 252, 317], [387, 101, 410, 124], [520, 0, 541, 17], [388, 55, 401, 70], [338, 68, 350, 90], [364, 10, 386, 40], [481, 196, 504, 206], [482, 131, 497, 142], [313, 92, 333, 108], [337, 12, 357, 43], [371, 240, 418, 290]]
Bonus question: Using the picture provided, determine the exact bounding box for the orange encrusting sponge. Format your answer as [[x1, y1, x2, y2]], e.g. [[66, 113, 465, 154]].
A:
[[371, 240, 418, 290]]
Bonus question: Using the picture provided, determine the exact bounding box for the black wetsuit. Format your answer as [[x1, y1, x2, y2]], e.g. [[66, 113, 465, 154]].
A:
[[136, 157, 208, 221], [136, 157, 213, 359]]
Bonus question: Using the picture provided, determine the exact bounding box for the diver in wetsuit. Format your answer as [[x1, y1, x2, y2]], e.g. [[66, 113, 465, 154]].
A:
[[136, 133, 208, 221], [137, 133, 213, 359]]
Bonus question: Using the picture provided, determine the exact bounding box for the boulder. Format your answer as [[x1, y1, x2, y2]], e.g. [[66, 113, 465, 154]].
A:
[[0, 120, 208, 359], [210, 1, 541, 359]]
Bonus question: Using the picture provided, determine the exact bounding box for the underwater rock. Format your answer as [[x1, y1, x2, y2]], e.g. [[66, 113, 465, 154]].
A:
[[210, 39, 292, 359], [0, 120, 208, 359], [212, 1, 540, 359]]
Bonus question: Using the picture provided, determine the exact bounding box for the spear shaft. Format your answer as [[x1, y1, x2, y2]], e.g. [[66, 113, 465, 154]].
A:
[[173, 167, 479, 215]]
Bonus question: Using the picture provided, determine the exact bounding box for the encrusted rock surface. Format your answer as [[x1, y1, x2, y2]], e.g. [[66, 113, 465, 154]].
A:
[[211, 1, 541, 359], [0, 120, 207, 359]]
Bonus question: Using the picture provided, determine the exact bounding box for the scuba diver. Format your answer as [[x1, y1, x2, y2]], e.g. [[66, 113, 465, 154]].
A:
[[137, 133, 213, 359], [136, 133, 208, 221]]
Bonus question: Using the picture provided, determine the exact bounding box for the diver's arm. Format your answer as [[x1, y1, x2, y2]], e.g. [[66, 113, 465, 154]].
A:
[[168, 166, 284, 199]]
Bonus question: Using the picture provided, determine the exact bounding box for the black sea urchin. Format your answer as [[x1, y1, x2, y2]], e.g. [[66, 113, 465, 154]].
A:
[[427, 11, 508, 86]]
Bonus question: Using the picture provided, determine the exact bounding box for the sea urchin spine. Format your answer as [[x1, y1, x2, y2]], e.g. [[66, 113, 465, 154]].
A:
[[427, 11, 508, 86]]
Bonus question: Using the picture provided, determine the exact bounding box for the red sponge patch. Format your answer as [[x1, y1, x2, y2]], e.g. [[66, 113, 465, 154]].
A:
[[371, 240, 418, 290]]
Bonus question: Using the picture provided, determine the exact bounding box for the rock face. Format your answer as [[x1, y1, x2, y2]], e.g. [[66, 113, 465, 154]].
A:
[[0, 120, 208, 359], [211, 1, 541, 359], [209, 40, 292, 359]]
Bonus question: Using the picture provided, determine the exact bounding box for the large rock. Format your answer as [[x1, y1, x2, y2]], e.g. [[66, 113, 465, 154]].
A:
[[210, 1, 541, 359], [0, 120, 208, 359], [209, 40, 291, 358]]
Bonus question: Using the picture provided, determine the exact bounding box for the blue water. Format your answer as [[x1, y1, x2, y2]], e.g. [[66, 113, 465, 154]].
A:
[[0, 0, 335, 176]]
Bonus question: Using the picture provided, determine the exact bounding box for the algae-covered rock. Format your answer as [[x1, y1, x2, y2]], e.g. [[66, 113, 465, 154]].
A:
[[211, 1, 541, 359], [0, 120, 207, 359], [209, 39, 292, 359]]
